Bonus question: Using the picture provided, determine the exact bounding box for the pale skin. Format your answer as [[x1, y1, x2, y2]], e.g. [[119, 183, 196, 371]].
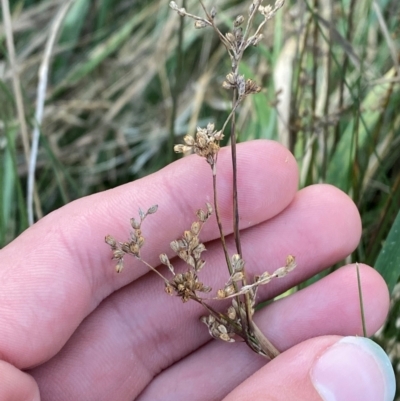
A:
[[0, 140, 389, 401]]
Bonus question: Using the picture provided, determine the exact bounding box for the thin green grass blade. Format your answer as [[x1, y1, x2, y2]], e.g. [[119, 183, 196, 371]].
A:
[[356, 263, 367, 337], [0, 78, 28, 245], [96, 0, 114, 30], [2, 126, 28, 244], [375, 210, 400, 294], [59, 0, 90, 48], [1, 128, 16, 242]]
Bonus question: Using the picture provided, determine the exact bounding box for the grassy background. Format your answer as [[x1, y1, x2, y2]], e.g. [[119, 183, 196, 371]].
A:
[[1, 0, 400, 395]]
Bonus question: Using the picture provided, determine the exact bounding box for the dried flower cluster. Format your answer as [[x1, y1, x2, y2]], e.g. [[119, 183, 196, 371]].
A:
[[161, 203, 213, 302], [169, 0, 285, 75], [201, 314, 236, 343], [222, 73, 262, 97], [174, 123, 223, 166], [105, 205, 158, 273], [106, 202, 296, 355], [106, 0, 294, 360]]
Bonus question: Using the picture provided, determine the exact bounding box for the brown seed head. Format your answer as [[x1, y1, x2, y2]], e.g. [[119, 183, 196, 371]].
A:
[[113, 249, 125, 260], [147, 205, 158, 214], [174, 144, 192, 153], [197, 209, 207, 222], [116, 260, 124, 273], [286, 255, 296, 271], [159, 253, 169, 265], [129, 243, 140, 255], [184, 230, 193, 242], [170, 240, 180, 253], [225, 32, 236, 46], [234, 15, 245, 27], [130, 218, 140, 230], [194, 20, 208, 29], [191, 221, 200, 235], [245, 79, 262, 95], [137, 236, 145, 248], [227, 306, 237, 320], [183, 135, 195, 146], [105, 235, 117, 248], [165, 283, 175, 296]]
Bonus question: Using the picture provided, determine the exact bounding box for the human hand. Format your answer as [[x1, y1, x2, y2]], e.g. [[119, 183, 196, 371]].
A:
[[0, 140, 394, 400]]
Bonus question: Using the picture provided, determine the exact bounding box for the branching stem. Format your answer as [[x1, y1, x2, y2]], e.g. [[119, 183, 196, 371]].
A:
[[139, 257, 170, 283], [131, 0, 291, 360]]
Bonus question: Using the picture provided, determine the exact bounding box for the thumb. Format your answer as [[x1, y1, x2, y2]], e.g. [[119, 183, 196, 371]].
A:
[[0, 360, 40, 401], [223, 336, 395, 401]]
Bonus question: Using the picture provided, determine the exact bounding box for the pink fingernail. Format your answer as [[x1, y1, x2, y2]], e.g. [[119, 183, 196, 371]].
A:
[[311, 337, 395, 401]]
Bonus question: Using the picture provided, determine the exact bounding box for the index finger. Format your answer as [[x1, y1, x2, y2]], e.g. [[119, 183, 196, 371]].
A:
[[0, 140, 298, 368]]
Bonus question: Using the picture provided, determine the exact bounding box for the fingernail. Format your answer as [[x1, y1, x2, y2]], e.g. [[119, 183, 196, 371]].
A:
[[311, 337, 395, 401]]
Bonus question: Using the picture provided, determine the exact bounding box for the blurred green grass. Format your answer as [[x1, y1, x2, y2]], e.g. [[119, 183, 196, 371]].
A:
[[1, 0, 400, 395]]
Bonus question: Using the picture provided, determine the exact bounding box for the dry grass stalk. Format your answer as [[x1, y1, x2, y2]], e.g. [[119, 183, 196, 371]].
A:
[[27, 0, 75, 226], [1, 0, 43, 220], [106, 0, 295, 359]]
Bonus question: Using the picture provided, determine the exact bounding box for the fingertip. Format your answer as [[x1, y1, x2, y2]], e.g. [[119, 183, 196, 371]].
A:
[[311, 337, 395, 401], [289, 184, 362, 260], [304, 183, 362, 240]]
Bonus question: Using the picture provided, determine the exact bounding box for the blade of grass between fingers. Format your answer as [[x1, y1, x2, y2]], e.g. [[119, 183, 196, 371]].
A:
[[356, 263, 367, 337]]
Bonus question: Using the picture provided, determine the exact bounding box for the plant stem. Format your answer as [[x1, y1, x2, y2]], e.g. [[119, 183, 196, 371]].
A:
[[228, 56, 279, 361], [230, 87, 242, 257], [248, 320, 280, 359], [212, 167, 233, 275], [212, 97, 248, 276], [212, 157, 248, 332], [192, 0, 281, 359]]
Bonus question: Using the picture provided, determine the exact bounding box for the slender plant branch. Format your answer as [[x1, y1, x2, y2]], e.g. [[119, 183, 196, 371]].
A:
[[198, 0, 233, 57], [139, 258, 171, 283], [241, 0, 262, 46]]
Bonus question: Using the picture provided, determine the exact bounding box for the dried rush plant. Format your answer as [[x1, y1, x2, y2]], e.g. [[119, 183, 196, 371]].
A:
[[106, 0, 296, 359]]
